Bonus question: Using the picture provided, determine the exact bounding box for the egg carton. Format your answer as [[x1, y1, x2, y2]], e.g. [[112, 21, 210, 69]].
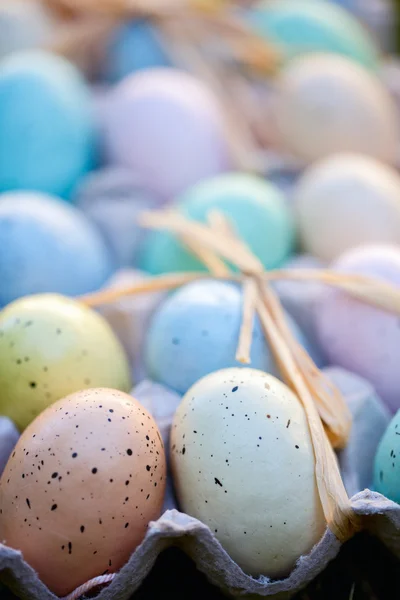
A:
[[0, 368, 399, 600]]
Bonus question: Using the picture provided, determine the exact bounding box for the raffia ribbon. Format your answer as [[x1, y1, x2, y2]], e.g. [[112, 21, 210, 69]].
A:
[[81, 208, 392, 545]]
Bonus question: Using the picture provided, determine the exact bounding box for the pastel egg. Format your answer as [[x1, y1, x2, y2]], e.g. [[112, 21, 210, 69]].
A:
[[0, 191, 113, 305], [373, 411, 400, 503], [0, 418, 19, 476], [249, 0, 379, 70], [139, 173, 294, 274], [104, 19, 171, 83], [0, 294, 131, 430], [103, 68, 232, 200], [0, 388, 166, 596], [294, 154, 400, 262], [74, 167, 161, 267], [274, 54, 399, 165], [171, 368, 325, 577], [145, 279, 321, 395], [316, 244, 400, 413], [0, 1, 55, 59], [0, 50, 94, 197]]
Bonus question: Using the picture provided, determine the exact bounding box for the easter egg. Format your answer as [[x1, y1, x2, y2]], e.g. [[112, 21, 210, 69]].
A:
[[105, 20, 170, 83], [145, 280, 321, 395], [103, 68, 231, 200], [0, 294, 131, 430], [0, 50, 94, 197], [294, 154, 400, 261], [249, 1, 378, 70], [373, 411, 400, 503], [0, 1, 55, 59], [316, 245, 400, 413], [139, 173, 294, 274], [0, 191, 113, 305], [274, 54, 399, 165], [0, 388, 166, 596], [75, 167, 161, 267], [171, 368, 325, 576]]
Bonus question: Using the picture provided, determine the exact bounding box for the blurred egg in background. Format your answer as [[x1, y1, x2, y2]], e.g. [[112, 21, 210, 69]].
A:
[[0, 50, 95, 198], [0, 191, 113, 306], [0, 1, 56, 60]]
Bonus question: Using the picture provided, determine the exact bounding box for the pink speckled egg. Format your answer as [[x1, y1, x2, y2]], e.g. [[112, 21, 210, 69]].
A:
[[316, 245, 400, 412], [102, 68, 232, 200]]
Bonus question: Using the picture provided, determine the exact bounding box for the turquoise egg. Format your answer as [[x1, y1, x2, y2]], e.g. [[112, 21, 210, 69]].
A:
[[0, 191, 113, 306], [249, 0, 379, 70], [374, 411, 400, 504], [0, 50, 94, 198], [105, 20, 171, 83], [145, 279, 320, 394], [139, 173, 295, 274]]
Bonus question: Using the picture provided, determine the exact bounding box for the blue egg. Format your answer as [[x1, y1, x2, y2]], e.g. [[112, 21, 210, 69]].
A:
[[145, 279, 320, 394], [0, 191, 113, 306], [139, 173, 295, 275], [249, 0, 379, 70], [0, 50, 95, 198], [373, 411, 400, 504], [105, 20, 171, 83]]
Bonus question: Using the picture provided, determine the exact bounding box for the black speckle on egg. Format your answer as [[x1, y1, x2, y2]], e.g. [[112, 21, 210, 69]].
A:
[[80, 526, 85, 533], [127, 449, 133, 456], [51, 504, 58, 511], [72, 453, 78, 458], [92, 468, 98, 474], [146, 465, 151, 472], [26, 499, 31, 509]]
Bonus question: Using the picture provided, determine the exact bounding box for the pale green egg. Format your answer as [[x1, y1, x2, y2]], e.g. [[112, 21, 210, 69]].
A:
[[374, 411, 400, 504], [0, 294, 132, 430]]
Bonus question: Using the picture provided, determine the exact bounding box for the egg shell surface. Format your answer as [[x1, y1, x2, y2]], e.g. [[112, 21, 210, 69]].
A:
[[0, 388, 166, 596], [249, 0, 379, 69], [0, 191, 113, 305], [274, 54, 399, 165], [316, 245, 400, 413], [294, 154, 400, 262], [0, 50, 94, 197], [171, 368, 325, 577], [373, 410, 400, 503], [139, 173, 294, 274], [0, 294, 132, 430], [103, 68, 231, 200], [105, 19, 171, 83], [145, 280, 322, 394]]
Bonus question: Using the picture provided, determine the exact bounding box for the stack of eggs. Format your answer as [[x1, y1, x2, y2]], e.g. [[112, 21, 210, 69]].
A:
[[0, 0, 399, 597]]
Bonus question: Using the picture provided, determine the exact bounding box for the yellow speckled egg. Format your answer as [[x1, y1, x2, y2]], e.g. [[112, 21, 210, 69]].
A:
[[274, 54, 399, 165], [0, 294, 132, 430], [0, 388, 166, 596]]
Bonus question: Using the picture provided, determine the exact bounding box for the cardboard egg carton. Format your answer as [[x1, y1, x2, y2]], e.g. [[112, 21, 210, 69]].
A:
[[0, 367, 399, 600]]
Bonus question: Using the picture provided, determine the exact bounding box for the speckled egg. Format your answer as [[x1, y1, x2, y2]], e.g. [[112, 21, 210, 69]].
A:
[[0, 191, 113, 305], [103, 68, 231, 200], [74, 167, 161, 267], [373, 411, 400, 503], [0, 50, 94, 197], [0, 294, 131, 430], [145, 280, 322, 395], [316, 245, 400, 413], [0, 388, 166, 596], [249, 0, 379, 69], [139, 173, 294, 275], [104, 19, 171, 83], [294, 154, 400, 261], [171, 368, 325, 577], [274, 54, 399, 165], [0, 1, 55, 59]]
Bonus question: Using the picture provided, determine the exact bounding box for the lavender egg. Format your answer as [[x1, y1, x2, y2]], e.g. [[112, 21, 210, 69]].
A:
[[316, 244, 400, 412], [103, 68, 232, 200], [74, 167, 161, 266]]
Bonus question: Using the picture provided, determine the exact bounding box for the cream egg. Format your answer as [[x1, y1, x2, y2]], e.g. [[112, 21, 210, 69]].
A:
[[0, 388, 166, 596], [171, 368, 325, 578], [274, 54, 399, 165]]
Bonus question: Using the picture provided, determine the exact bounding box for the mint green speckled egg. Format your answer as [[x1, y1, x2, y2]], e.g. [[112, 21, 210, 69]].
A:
[[139, 173, 295, 275], [374, 411, 400, 504]]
